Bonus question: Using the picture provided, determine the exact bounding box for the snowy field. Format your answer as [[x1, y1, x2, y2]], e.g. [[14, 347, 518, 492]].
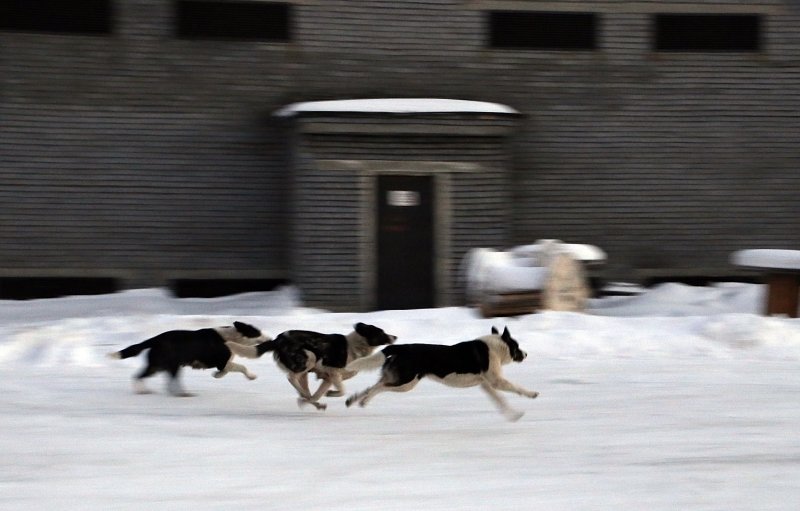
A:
[[1, 283, 799, 510]]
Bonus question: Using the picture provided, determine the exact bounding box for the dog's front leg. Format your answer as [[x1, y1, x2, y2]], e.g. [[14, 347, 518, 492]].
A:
[[215, 361, 257, 380], [490, 377, 539, 399], [480, 381, 523, 422]]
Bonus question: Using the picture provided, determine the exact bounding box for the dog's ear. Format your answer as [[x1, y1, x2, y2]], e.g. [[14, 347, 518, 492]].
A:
[[502, 327, 511, 340], [354, 322, 367, 333], [491, 326, 499, 335]]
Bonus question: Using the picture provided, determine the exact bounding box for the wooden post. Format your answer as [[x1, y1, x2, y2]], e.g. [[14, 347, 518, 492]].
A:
[[765, 273, 800, 318]]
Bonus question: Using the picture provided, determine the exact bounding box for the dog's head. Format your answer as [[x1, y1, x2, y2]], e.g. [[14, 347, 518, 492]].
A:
[[492, 326, 527, 363], [233, 321, 264, 339], [354, 322, 398, 347]]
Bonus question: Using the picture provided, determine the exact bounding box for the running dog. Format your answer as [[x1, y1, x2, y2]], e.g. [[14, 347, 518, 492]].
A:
[[226, 323, 397, 410], [345, 327, 537, 421], [108, 321, 269, 396]]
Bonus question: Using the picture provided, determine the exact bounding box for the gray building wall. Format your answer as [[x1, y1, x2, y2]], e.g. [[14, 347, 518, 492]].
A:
[[2, 0, 800, 300]]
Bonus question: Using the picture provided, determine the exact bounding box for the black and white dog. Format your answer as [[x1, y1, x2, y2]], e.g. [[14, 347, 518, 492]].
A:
[[345, 327, 538, 421], [226, 323, 397, 410], [108, 321, 269, 396]]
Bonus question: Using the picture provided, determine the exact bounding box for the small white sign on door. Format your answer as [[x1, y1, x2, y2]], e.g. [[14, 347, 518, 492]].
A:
[[387, 190, 420, 207]]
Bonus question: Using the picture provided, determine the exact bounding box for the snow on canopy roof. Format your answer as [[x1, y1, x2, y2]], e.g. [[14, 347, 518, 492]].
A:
[[731, 249, 800, 271], [274, 98, 519, 117]]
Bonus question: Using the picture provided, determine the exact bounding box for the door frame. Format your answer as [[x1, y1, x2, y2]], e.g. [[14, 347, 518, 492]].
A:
[[317, 159, 479, 309], [366, 167, 450, 310], [375, 173, 436, 310]]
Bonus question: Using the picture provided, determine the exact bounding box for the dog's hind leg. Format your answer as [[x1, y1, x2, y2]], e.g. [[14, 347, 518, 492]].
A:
[[298, 379, 332, 411], [300, 371, 344, 410], [132, 365, 159, 394], [326, 380, 346, 397], [345, 384, 380, 407], [132, 379, 152, 394], [346, 377, 420, 408], [166, 367, 194, 397], [299, 372, 312, 397], [214, 360, 257, 380], [480, 381, 523, 422], [287, 373, 326, 410]]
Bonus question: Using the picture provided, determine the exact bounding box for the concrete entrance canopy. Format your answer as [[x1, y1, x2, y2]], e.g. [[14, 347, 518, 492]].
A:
[[276, 98, 520, 311], [275, 98, 519, 116]]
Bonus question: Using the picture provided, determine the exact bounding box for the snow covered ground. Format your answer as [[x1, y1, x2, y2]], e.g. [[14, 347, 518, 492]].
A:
[[1, 283, 799, 510]]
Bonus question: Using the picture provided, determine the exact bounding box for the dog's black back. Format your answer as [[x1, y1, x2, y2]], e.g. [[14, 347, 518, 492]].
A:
[[381, 341, 490, 385], [256, 322, 396, 373], [271, 330, 349, 373], [144, 329, 233, 371]]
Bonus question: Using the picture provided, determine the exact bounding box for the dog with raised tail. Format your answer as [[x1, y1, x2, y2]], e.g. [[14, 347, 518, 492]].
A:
[[226, 322, 397, 410], [345, 327, 538, 421], [108, 321, 269, 397]]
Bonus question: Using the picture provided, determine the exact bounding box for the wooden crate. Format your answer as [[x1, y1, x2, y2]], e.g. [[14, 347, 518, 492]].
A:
[[479, 291, 542, 317]]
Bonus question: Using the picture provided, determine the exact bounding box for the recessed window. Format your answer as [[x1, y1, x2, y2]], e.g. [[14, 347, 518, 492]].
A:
[[171, 278, 289, 298], [0, 0, 112, 35], [176, 1, 291, 41], [654, 14, 761, 51], [0, 277, 118, 300], [488, 11, 597, 50]]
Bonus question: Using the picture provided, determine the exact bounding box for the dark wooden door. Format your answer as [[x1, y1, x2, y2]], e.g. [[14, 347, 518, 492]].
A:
[[377, 175, 434, 310]]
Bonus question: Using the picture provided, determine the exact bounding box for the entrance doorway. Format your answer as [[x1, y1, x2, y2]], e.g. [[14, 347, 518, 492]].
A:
[[376, 175, 435, 310]]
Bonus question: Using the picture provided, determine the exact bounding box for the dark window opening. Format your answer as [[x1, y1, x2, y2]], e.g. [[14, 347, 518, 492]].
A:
[[654, 14, 761, 51], [645, 275, 760, 287], [0, 277, 118, 300], [488, 11, 597, 50], [171, 278, 290, 298], [0, 0, 112, 35], [176, 1, 291, 41]]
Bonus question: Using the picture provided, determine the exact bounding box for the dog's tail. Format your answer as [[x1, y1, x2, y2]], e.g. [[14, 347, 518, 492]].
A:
[[226, 339, 277, 359], [346, 350, 387, 373], [107, 337, 157, 360]]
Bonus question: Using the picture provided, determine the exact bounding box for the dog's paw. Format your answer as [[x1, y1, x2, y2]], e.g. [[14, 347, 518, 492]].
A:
[[297, 398, 327, 411], [326, 390, 344, 397], [345, 396, 355, 407], [505, 410, 524, 422], [212, 371, 226, 379], [527, 391, 539, 399], [133, 381, 152, 394], [246, 373, 257, 380]]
